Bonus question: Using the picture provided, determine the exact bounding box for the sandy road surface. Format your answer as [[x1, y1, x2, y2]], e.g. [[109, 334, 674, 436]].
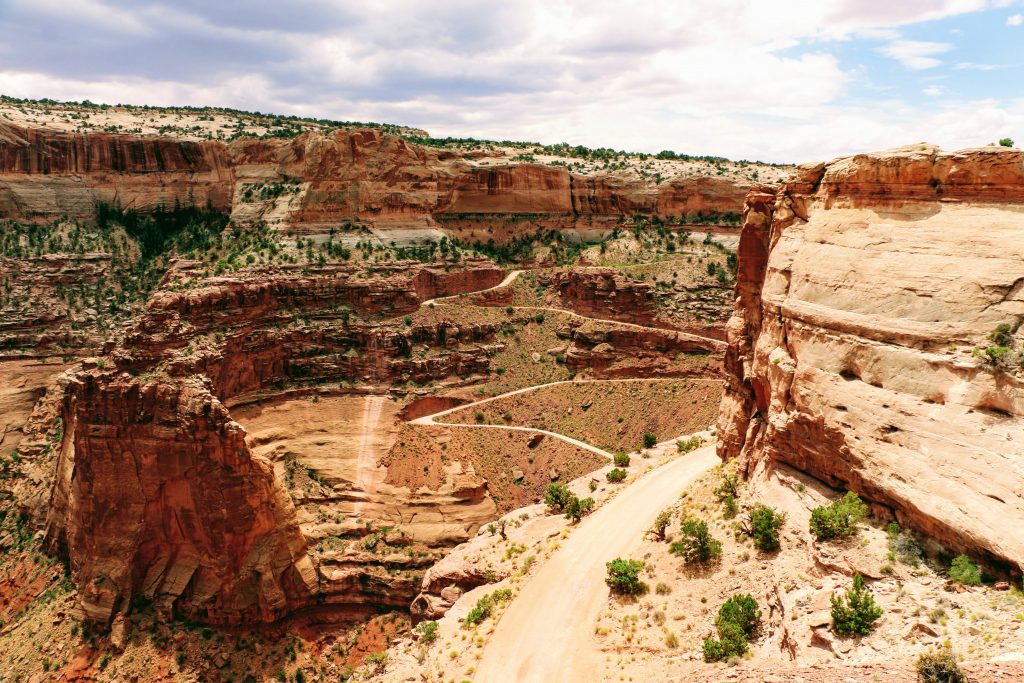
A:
[[473, 446, 719, 683]]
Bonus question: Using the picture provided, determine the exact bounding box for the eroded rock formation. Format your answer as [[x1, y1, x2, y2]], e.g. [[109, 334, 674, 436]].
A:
[[718, 144, 1024, 574], [39, 260, 509, 625], [0, 122, 749, 234]]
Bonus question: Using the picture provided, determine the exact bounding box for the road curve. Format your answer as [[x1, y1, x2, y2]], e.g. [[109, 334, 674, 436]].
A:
[[420, 267, 724, 348], [420, 269, 523, 308], [408, 377, 701, 460], [473, 445, 720, 683]]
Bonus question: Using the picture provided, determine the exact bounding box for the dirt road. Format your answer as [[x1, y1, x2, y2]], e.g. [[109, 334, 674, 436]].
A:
[[473, 445, 719, 683]]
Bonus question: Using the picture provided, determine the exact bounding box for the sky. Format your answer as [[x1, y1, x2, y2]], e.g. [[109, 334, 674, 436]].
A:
[[0, 0, 1021, 163]]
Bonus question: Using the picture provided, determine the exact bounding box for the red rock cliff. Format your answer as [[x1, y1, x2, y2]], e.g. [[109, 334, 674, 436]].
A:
[[0, 123, 750, 234], [718, 144, 1024, 574]]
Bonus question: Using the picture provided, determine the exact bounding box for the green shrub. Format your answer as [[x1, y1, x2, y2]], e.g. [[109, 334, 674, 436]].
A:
[[717, 594, 761, 636], [810, 492, 868, 541], [830, 573, 883, 635], [676, 435, 702, 453], [990, 323, 1014, 347], [703, 594, 761, 662], [650, 509, 672, 541], [948, 555, 982, 586], [415, 620, 439, 645], [605, 558, 646, 595], [613, 452, 631, 467], [671, 519, 722, 564], [721, 495, 738, 519], [544, 482, 572, 511], [748, 504, 785, 552], [916, 645, 968, 683], [714, 468, 739, 508], [463, 589, 513, 628], [606, 468, 626, 483], [642, 432, 658, 449], [999, 137, 1014, 147], [364, 651, 388, 673], [565, 495, 594, 523]]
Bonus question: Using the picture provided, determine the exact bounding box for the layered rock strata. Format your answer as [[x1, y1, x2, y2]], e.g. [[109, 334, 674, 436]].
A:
[[0, 123, 749, 234], [41, 260, 508, 625], [718, 144, 1024, 574]]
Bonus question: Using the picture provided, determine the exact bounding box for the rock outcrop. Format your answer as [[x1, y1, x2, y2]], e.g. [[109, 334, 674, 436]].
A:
[[40, 260, 509, 625], [0, 122, 749, 235], [718, 144, 1024, 574]]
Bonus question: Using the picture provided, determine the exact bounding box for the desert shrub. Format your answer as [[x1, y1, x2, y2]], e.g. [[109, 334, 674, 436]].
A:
[[565, 495, 594, 522], [613, 452, 631, 467], [655, 582, 672, 595], [415, 620, 438, 645], [990, 323, 1014, 347], [463, 589, 512, 628], [714, 468, 740, 519], [748, 504, 785, 552], [605, 558, 646, 595], [676, 435, 702, 453], [999, 137, 1015, 147], [364, 652, 388, 673], [544, 482, 572, 511], [810, 492, 867, 541], [664, 631, 679, 648], [642, 432, 658, 449], [650, 508, 672, 541], [948, 555, 982, 586], [718, 594, 761, 636], [830, 573, 883, 635], [671, 519, 722, 564], [916, 645, 968, 683], [606, 468, 626, 483], [703, 594, 761, 662], [887, 524, 925, 567], [714, 468, 739, 501]]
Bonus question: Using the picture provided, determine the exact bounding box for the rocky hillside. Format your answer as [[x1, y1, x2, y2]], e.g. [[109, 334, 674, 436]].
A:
[[719, 144, 1024, 576], [0, 117, 760, 240]]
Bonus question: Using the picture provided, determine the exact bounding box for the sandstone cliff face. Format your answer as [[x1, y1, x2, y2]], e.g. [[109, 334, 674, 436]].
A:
[[0, 122, 234, 218], [46, 372, 316, 625], [542, 268, 660, 328], [0, 123, 749, 234], [41, 260, 509, 625], [718, 145, 1024, 574]]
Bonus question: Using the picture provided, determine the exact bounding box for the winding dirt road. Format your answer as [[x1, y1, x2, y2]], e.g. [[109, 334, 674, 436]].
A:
[[421, 268, 725, 349], [408, 377, 695, 460], [474, 445, 719, 683], [410, 268, 722, 681]]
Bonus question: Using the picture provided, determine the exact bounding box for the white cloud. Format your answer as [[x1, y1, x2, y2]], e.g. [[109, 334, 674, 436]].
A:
[[0, 0, 1018, 163], [923, 85, 945, 95], [1008, 13, 1024, 24], [878, 39, 954, 69]]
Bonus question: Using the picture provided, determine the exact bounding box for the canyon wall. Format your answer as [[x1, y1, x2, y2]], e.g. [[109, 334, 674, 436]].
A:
[[0, 123, 748, 235], [718, 144, 1024, 574], [40, 260, 508, 625]]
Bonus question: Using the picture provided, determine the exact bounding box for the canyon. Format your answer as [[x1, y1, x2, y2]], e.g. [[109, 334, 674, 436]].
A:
[[718, 144, 1024, 577], [0, 99, 1022, 683]]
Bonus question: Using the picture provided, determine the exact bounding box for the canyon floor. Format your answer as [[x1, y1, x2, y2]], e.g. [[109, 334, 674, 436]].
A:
[[1, 102, 1022, 683]]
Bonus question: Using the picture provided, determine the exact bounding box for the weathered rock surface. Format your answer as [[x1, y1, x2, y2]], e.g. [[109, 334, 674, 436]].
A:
[[39, 260, 510, 625], [0, 123, 749, 235], [543, 268, 660, 327], [718, 144, 1024, 574]]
